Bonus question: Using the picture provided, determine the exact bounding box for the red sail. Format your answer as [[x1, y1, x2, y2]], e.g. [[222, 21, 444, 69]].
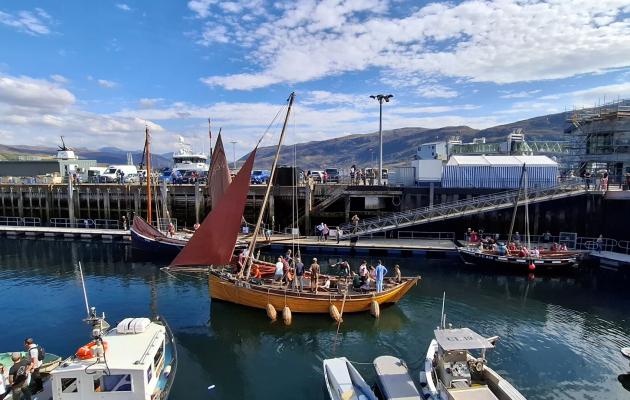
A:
[[207, 132, 232, 210], [170, 149, 256, 268]]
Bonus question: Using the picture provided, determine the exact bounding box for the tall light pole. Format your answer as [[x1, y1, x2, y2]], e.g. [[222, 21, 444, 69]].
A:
[[370, 94, 393, 185], [230, 141, 237, 170]]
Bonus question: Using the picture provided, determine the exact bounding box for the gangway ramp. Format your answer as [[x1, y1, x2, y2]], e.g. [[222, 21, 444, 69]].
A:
[[340, 183, 589, 238]]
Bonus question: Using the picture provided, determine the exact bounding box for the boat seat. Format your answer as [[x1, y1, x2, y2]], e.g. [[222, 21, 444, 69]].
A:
[[447, 386, 499, 400]]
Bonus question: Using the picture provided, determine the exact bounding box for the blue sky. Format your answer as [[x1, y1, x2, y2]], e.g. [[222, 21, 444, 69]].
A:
[[1, 0, 630, 156]]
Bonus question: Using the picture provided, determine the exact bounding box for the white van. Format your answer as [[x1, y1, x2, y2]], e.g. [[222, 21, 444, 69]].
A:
[[100, 165, 138, 183]]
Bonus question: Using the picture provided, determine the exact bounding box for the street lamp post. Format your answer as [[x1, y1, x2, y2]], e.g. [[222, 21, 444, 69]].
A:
[[370, 94, 393, 185], [230, 141, 237, 170]]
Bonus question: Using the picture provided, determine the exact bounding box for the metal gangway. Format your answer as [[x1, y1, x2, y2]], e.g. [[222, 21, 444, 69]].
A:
[[340, 182, 589, 238]]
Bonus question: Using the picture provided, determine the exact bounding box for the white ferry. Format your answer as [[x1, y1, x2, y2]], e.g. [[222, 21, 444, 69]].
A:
[[172, 136, 209, 175]]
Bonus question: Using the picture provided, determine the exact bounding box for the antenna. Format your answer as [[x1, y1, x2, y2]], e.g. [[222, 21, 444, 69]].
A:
[[78, 261, 90, 317], [440, 291, 446, 329]]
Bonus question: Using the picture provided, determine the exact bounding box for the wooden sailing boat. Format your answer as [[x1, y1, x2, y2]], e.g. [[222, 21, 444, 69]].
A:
[[168, 93, 420, 316], [458, 165, 582, 273], [131, 129, 233, 258]]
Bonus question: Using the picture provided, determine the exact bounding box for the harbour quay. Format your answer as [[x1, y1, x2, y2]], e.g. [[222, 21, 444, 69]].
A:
[[0, 180, 627, 238]]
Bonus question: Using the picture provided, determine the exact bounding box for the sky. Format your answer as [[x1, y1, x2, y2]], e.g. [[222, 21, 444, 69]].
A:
[[1, 0, 630, 157]]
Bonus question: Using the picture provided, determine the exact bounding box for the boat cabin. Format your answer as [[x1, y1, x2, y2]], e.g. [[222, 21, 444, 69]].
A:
[[50, 318, 168, 400], [434, 328, 495, 395]]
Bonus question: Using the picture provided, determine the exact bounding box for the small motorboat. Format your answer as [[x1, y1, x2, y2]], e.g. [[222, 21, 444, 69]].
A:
[[323, 357, 377, 400], [0, 351, 62, 374], [420, 326, 526, 400], [622, 347, 630, 359], [373, 355, 421, 400], [48, 311, 177, 400]]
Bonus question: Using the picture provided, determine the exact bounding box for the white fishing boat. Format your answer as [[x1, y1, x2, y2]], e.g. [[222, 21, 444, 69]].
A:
[[323, 357, 377, 400], [419, 327, 525, 400], [373, 355, 421, 400]]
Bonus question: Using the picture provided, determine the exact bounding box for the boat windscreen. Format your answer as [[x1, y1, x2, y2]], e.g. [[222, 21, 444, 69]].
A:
[[434, 328, 495, 351]]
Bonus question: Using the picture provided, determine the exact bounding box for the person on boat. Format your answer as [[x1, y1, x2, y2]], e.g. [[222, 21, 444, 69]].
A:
[[508, 242, 516, 253], [193, 222, 200, 230], [281, 256, 290, 282], [24, 339, 42, 393], [251, 264, 262, 280], [359, 260, 368, 284], [560, 243, 568, 251], [294, 257, 305, 291], [368, 265, 376, 281], [338, 261, 351, 277], [274, 257, 284, 282], [8, 352, 31, 400], [0, 363, 7, 398], [167, 222, 175, 237], [285, 264, 295, 288], [393, 264, 402, 284], [518, 246, 529, 258], [550, 242, 558, 252], [285, 249, 293, 262], [531, 247, 540, 258], [351, 271, 362, 289], [543, 231, 551, 245], [497, 243, 507, 256], [470, 230, 478, 242], [319, 277, 331, 291], [514, 231, 521, 244], [375, 260, 388, 293], [310, 258, 320, 293]]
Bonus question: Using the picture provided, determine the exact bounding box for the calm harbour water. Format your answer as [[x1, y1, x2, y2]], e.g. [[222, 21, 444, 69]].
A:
[[0, 237, 629, 399]]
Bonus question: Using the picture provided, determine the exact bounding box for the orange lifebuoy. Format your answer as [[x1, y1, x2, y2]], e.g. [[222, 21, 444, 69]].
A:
[[76, 341, 108, 359]]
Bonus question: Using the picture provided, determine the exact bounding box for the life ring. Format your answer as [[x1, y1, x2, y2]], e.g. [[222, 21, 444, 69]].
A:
[[76, 341, 108, 360]]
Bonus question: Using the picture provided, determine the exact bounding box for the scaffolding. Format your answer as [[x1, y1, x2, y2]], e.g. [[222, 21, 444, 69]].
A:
[[565, 99, 630, 178]]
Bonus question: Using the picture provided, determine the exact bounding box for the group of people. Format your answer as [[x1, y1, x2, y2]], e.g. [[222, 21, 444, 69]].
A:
[[315, 222, 330, 241], [0, 338, 44, 400], [263, 250, 401, 294], [349, 165, 380, 186]]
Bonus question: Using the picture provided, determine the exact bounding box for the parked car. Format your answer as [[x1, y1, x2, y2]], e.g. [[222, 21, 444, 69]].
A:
[[308, 170, 325, 183], [324, 168, 340, 183], [251, 170, 271, 184], [123, 173, 140, 184]]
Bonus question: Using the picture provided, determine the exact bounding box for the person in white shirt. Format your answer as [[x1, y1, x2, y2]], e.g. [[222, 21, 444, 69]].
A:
[[25, 338, 42, 392], [274, 257, 284, 281]]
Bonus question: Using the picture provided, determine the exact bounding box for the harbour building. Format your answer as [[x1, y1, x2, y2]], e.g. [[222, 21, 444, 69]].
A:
[[0, 146, 96, 183], [565, 99, 630, 182]]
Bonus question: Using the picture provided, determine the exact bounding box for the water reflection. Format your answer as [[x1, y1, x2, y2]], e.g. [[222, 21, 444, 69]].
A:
[[0, 237, 629, 399]]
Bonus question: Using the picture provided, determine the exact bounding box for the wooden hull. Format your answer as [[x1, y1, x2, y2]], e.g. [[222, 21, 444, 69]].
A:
[[208, 272, 420, 313], [458, 247, 579, 273]]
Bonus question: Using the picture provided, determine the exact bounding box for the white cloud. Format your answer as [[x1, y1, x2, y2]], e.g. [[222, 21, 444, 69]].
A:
[[416, 85, 458, 99], [0, 74, 75, 110], [50, 74, 69, 84], [97, 79, 117, 89], [0, 73, 165, 151], [0, 8, 52, 35], [199, 0, 630, 90], [188, 0, 217, 18], [116, 4, 132, 12], [197, 24, 230, 46], [138, 98, 164, 108], [499, 90, 542, 99]]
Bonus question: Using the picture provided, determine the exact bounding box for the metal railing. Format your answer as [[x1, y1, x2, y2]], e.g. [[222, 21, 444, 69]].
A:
[[0, 216, 29, 226], [397, 231, 455, 240], [22, 217, 41, 227], [50, 218, 120, 230], [340, 182, 588, 238]]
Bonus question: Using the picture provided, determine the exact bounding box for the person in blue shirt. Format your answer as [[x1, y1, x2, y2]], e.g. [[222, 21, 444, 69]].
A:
[[375, 260, 388, 293]]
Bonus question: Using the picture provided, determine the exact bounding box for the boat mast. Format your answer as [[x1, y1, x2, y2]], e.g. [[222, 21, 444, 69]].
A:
[[145, 126, 153, 225], [524, 169, 530, 250], [244, 92, 295, 279], [507, 164, 526, 243], [208, 118, 213, 159]]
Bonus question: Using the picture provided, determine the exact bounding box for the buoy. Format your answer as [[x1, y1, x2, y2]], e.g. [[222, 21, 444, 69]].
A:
[[528, 263, 536, 271], [266, 304, 277, 321], [282, 306, 292, 325], [370, 300, 380, 318], [329, 304, 342, 323]]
